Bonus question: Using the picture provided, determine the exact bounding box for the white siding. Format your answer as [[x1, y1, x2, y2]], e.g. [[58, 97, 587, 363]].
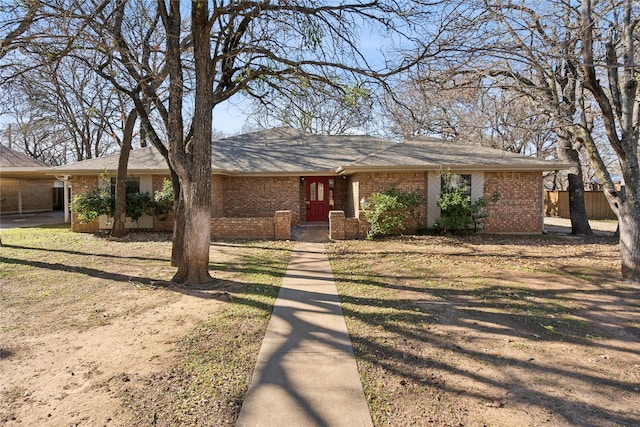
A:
[[471, 172, 484, 203], [427, 171, 441, 226]]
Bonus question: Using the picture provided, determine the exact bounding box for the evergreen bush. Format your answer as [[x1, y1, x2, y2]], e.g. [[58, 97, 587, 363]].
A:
[[363, 187, 424, 239]]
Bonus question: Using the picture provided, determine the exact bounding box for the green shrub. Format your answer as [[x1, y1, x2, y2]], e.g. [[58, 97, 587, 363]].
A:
[[71, 188, 114, 224], [363, 188, 424, 239], [124, 192, 154, 222], [71, 178, 174, 225], [433, 189, 499, 234], [153, 178, 174, 217]]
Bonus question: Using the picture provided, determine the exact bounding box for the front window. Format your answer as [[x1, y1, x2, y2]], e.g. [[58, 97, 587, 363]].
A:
[[110, 177, 140, 197], [441, 174, 471, 197]]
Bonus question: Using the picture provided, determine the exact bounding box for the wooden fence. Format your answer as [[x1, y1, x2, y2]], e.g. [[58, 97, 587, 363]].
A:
[[544, 191, 616, 220]]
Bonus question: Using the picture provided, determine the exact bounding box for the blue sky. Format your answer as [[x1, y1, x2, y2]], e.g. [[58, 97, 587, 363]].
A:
[[213, 101, 247, 136]]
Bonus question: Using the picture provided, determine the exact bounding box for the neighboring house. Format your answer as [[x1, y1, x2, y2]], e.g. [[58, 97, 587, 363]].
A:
[[48, 127, 569, 239], [0, 145, 57, 215]]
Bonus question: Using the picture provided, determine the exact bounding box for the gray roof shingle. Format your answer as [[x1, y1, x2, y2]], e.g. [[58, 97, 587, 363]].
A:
[[0, 145, 47, 168], [48, 127, 569, 175]]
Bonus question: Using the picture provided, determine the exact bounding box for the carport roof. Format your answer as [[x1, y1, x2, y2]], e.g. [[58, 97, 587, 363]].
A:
[[0, 145, 52, 179], [47, 127, 570, 175]]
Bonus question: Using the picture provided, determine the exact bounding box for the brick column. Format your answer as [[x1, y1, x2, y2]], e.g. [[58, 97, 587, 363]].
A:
[[329, 210, 346, 240], [358, 212, 370, 239], [71, 176, 100, 233], [274, 210, 292, 240]]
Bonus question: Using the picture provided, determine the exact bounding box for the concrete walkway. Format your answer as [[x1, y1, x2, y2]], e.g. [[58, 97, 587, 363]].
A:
[[236, 225, 373, 427], [543, 216, 618, 236]]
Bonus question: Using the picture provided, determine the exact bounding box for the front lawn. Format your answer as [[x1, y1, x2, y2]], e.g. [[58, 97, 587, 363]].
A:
[[0, 226, 292, 426], [328, 234, 640, 427]]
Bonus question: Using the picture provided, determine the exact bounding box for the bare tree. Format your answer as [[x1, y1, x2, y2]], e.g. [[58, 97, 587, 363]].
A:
[[408, 0, 593, 234], [580, 0, 640, 281], [1, 53, 123, 162], [427, 0, 640, 279], [246, 77, 374, 135], [0, 0, 41, 61], [0, 83, 71, 165], [384, 77, 556, 158]]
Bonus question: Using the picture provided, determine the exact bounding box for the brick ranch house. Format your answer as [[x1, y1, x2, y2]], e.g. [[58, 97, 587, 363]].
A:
[[47, 127, 569, 239]]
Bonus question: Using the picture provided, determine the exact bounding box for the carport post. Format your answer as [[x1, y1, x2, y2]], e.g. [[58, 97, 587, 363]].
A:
[[55, 175, 71, 223], [63, 180, 70, 223]]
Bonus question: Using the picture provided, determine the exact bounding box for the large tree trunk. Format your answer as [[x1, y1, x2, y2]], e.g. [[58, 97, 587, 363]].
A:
[[171, 175, 211, 283], [619, 204, 640, 281], [168, 0, 212, 284], [111, 109, 138, 238], [618, 156, 640, 282], [169, 170, 184, 267], [556, 131, 592, 235], [580, 0, 640, 282]]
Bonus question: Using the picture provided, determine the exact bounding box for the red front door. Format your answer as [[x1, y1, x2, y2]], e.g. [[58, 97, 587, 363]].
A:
[[306, 177, 330, 222]]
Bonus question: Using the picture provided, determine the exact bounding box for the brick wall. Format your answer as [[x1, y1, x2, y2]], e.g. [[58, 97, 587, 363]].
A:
[[345, 217, 361, 239], [0, 178, 54, 214], [151, 175, 225, 231], [329, 210, 345, 240], [274, 210, 292, 240], [211, 175, 224, 217], [329, 211, 363, 240], [71, 175, 99, 232], [211, 217, 275, 239], [353, 172, 428, 232], [355, 172, 427, 199], [333, 177, 349, 213], [484, 171, 543, 233], [298, 178, 307, 224], [223, 176, 300, 222]]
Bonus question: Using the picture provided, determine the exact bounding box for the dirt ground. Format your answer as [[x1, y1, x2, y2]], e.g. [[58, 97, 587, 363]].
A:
[[1, 253, 224, 426], [2, 291, 220, 426]]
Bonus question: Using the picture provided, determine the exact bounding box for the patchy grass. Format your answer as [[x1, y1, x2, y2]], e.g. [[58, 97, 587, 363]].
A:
[[328, 234, 640, 427], [0, 226, 292, 426]]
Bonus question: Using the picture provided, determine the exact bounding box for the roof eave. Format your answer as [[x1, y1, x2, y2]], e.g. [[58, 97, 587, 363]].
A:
[[337, 163, 572, 174], [224, 169, 337, 177], [0, 167, 54, 179]]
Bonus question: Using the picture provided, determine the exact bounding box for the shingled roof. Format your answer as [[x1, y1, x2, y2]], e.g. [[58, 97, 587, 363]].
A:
[[48, 127, 569, 175], [0, 145, 47, 168]]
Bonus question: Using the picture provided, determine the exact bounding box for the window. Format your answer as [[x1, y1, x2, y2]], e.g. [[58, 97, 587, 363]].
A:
[[310, 182, 317, 201], [110, 177, 140, 197], [441, 174, 471, 197]]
